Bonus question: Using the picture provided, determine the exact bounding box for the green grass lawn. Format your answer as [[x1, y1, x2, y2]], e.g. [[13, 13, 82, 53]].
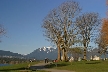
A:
[[0, 62, 49, 72], [45, 60, 108, 72], [1, 60, 108, 72]]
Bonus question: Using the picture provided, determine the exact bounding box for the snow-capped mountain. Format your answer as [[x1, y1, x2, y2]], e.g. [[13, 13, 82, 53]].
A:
[[26, 47, 108, 60], [26, 46, 57, 60]]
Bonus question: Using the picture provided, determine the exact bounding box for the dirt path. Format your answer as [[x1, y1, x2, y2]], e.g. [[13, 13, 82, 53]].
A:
[[30, 62, 75, 72]]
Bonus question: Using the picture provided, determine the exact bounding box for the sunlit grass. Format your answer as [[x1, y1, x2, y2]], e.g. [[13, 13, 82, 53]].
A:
[[0, 62, 50, 72], [45, 60, 108, 72], [1, 60, 108, 72], [0, 62, 36, 70]]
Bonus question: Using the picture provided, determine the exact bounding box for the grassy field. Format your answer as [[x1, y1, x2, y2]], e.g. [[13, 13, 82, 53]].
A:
[[1, 60, 108, 72], [0, 62, 49, 72], [45, 60, 108, 72]]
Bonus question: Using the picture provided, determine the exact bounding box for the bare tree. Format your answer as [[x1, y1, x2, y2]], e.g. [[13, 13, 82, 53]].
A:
[[75, 13, 101, 60], [95, 35, 105, 60], [95, 19, 108, 59], [96, 35, 107, 59], [42, 1, 81, 61]]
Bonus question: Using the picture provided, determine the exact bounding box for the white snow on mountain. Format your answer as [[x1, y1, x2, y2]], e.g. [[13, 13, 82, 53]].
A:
[[43, 47, 46, 51], [46, 46, 52, 50], [26, 46, 58, 60], [38, 46, 56, 52]]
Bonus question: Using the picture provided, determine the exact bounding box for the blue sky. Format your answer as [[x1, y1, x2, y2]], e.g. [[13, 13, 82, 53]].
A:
[[0, 0, 106, 54]]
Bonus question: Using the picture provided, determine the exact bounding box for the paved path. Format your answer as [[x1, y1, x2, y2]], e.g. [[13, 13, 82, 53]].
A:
[[30, 62, 75, 72]]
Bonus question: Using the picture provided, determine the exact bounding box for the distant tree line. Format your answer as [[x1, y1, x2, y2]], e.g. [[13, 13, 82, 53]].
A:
[[0, 57, 38, 64], [0, 57, 28, 64]]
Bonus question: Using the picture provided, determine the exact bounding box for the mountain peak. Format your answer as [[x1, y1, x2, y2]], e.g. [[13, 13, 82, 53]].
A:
[[26, 46, 58, 60]]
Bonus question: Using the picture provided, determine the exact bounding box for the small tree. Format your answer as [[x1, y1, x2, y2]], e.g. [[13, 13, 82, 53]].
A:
[[68, 47, 83, 61], [96, 19, 108, 59]]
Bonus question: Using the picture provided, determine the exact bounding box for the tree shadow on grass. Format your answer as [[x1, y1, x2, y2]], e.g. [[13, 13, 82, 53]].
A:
[[0, 63, 69, 71], [86, 61, 101, 64], [0, 64, 48, 72], [44, 63, 70, 68], [0, 66, 38, 72], [30, 65, 46, 70], [0, 67, 28, 72]]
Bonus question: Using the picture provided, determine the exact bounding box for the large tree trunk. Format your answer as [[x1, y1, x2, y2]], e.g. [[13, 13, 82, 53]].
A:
[[83, 46, 87, 60], [62, 48, 65, 61], [62, 48, 68, 61], [84, 41, 87, 60], [57, 44, 61, 61], [64, 50, 68, 61], [83, 41, 88, 60]]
